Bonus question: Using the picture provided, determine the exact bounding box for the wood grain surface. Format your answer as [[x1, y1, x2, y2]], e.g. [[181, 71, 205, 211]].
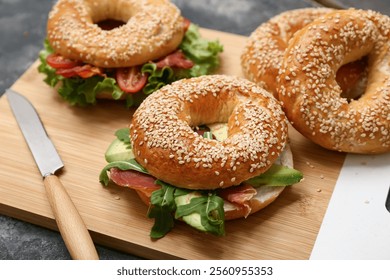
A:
[[0, 28, 345, 260]]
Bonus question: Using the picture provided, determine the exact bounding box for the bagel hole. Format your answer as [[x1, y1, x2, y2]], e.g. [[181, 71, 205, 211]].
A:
[[193, 125, 216, 140], [336, 56, 369, 102], [96, 19, 126, 30]]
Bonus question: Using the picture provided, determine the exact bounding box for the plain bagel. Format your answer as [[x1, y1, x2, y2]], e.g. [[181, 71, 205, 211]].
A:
[[277, 9, 390, 154], [47, 0, 185, 68], [130, 75, 288, 190]]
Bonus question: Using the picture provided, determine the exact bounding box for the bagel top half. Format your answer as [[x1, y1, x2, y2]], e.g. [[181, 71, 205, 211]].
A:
[[47, 0, 185, 68], [130, 75, 288, 190]]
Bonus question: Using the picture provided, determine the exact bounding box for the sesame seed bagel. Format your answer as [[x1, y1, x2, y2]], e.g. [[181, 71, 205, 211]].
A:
[[47, 0, 184, 68], [241, 8, 334, 98], [130, 75, 288, 190], [277, 9, 390, 154]]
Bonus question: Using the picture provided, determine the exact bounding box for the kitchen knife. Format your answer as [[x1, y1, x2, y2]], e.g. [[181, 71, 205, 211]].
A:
[[6, 88, 99, 260]]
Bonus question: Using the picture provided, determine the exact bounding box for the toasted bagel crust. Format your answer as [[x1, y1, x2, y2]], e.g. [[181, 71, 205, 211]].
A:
[[47, 0, 184, 68], [277, 9, 390, 154], [130, 75, 288, 190], [241, 8, 334, 98]]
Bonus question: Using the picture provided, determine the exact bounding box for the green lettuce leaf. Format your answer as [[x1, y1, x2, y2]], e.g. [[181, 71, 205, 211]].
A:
[[179, 24, 224, 77], [57, 76, 124, 106], [38, 40, 62, 87], [38, 42, 126, 106], [38, 23, 223, 107], [139, 23, 223, 95], [141, 63, 175, 95]]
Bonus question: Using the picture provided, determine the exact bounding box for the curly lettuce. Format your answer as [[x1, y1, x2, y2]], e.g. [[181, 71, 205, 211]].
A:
[[38, 23, 223, 107]]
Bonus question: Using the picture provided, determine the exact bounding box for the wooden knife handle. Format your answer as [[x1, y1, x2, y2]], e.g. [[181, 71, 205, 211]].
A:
[[43, 175, 99, 260]]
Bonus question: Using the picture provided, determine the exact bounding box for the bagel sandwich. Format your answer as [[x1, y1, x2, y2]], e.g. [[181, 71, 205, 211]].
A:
[[38, 0, 223, 107], [99, 124, 303, 239]]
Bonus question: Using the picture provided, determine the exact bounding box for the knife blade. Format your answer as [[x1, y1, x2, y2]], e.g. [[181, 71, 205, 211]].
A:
[[314, 0, 347, 9], [386, 185, 390, 213], [6, 89, 99, 260]]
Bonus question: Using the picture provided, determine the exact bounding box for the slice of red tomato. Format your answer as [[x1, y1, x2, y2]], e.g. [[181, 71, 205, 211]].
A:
[[116, 66, 148, 93], [46, 53, 81, 69]]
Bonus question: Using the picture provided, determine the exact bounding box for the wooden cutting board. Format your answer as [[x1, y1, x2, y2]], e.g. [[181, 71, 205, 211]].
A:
[[0, 28, 345, 260]]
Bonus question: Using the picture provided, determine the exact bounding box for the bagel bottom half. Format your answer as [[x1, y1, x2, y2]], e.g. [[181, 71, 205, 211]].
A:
[[117, 142, 295, 222]]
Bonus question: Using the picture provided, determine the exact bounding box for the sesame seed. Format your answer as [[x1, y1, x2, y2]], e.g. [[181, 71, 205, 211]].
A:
[[47, 0, 184, 68], [130, 75, 288, 189], [277, 9, 390, 153], [241, 7, 335, 98]]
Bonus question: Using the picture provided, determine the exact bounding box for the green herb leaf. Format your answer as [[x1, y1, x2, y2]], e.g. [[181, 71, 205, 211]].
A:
[[245, 164, 303, 187], [150, 181, 177, 211], [99, 159, 149, 186], [147, 207, 175, 239], [147, 180, 177, 239], [115, 128, 131, 144], [175, 192, 225, 236]]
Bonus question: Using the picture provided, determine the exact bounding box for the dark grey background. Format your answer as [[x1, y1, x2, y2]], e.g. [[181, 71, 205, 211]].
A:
[[0, 0, 388, 260]]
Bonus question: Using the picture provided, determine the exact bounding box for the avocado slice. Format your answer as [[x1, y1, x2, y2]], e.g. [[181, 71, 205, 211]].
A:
[[175, 192, 207, 232], [174, 191, 225, 236], [245, 164, 303, 187], [105, 138, 134, 163]]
